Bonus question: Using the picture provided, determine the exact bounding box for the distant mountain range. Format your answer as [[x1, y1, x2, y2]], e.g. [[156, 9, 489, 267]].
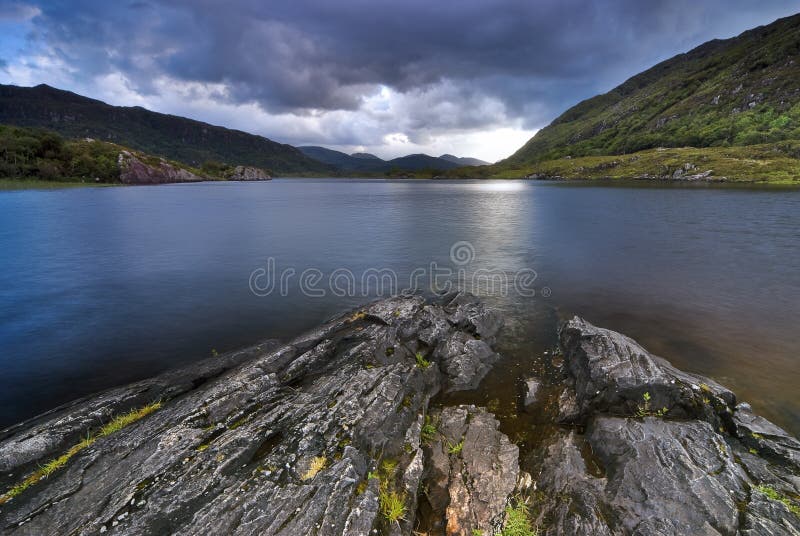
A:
[[0, 83, 489, 177], [299, 146, 488, 173], [0, 84, 332, 175]]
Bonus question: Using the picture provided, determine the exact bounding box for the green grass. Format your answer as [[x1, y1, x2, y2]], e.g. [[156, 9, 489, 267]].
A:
[[753, 485, 800, 516], [500, 501, 538, 536], [415, 352, 431, 368], [379, 488, 407, 523], [447, 440, 464, 455], [421, 414, 438, 444], [0, 178, 120, 190], [0, 401, 162, 504], [454, 143, 800, 183]]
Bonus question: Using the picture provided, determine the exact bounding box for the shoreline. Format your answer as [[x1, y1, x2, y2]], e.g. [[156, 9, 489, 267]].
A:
[[1, 294, 797, 534]]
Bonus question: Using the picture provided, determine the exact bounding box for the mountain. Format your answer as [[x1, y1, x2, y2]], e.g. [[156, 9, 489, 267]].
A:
[[0, 84, 332, 175], [386, 153, 461, 171], [439, 154, 490, 166], [498, 13, 800, 176], [298, 146, 388, 172], [299, 146, 468, 173]]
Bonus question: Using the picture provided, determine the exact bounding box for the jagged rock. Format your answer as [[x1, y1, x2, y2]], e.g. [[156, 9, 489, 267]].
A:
[[535, 317, 800, 535], [227, 166, 271, 181], [422, 405, 519, 535], [559, 316, 736, 429], [117, 151, 204, 184], [0, 294, 503, 535]]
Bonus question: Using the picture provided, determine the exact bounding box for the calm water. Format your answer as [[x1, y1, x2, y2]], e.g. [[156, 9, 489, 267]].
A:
[[0, 179, 798, 435]]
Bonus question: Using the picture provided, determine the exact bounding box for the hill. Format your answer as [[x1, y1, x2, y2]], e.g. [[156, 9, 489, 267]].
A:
[[439, 154, 490, 166], [298, 146, 474, 174], [486, 13, 800, 181], [0, 84, 332, 175]]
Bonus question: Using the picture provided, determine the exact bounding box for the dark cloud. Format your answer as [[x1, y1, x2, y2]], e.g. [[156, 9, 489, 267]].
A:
[[13, 0, 800, 140]]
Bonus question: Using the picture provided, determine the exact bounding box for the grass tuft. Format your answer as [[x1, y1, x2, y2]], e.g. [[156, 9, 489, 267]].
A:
[[501, 500, 538, 536], [0, 401, 162, 505], [415, 352, 431, 368], [301, 456, 327, 481], [379, 488, 407, 523]]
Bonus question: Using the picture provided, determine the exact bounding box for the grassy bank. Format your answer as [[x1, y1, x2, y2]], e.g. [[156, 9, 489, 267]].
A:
[[0, 178, 122, 190], [453, 142, 800, 183]]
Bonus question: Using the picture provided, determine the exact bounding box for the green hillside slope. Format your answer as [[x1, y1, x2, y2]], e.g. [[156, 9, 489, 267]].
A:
[[502, 13, 800, 171], [0, 84, 332, 175]]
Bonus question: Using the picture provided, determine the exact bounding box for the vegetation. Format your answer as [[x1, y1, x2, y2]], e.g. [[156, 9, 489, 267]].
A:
[[753, 484, 800, 516], [300, 456, 327, 481], [0, 401, 162, 505], [500, 500, 538, 536], [450, 14, 800, 183], [0, 124, 121, 182], [421, 414, 439, 443], [0, 84, 333, 174], [505, 14, 800, 164], [415, 352, 431, 368], [0, 124, 213, 184], [635, 392, 668, 418], [379, 488, 407, 523], [452, 143, 800, 183], [447, 439, 464, 454]]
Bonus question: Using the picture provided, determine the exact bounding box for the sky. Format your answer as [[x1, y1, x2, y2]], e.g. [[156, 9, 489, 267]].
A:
[[0, 1, 798, 162]]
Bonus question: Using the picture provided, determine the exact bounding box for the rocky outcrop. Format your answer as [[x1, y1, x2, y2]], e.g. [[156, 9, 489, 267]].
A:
[[226, 166, 271, 181], [421, 406, 519, 535], [117, 151, 205, 184], [532, 317, 800, 535], [2, 300, 798, 536], [0, 293, 513, 536]]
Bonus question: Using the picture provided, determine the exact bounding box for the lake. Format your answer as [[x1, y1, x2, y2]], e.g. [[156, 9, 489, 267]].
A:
[[0, 179, 798, 436]]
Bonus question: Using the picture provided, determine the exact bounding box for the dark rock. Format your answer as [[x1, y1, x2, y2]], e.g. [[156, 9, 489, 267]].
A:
[[559, 316, 736, 429], [536, 316, 800, 536], [422, 405, 519, 535], [0, 295, 504, 536]]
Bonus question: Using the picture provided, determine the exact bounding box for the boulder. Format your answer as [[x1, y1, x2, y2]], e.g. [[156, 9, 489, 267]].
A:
[[534, 316, 800, 535], [0, 294, 505, 535]]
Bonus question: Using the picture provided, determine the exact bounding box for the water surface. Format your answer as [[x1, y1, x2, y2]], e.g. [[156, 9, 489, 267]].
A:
[[0, 179, 797, 435]]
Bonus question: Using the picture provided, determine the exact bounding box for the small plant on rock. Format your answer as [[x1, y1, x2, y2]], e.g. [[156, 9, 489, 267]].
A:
[[301, 456, 327, 481], [447, 439, 464, 455], [635, 392, 668, 418], [415, 352, 431, 368], [421, 414, 438, 444]]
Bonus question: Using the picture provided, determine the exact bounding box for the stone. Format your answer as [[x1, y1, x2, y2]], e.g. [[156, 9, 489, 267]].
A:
[[422, 405, 519, 536], [226, 166, 271, 181], [117, 151, 204, 184], [0, 295, 504, 536]]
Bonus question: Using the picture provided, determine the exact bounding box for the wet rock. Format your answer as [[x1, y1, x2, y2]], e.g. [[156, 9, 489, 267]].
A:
[[0, 294, 504, 536], [559, 316, 736, 429], [536, 317, 800, 535], [422, 405, 519, 536], [523, 378, 541, 410]]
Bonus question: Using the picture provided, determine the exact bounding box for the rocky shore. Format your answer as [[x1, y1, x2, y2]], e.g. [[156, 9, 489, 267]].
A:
[[0, 294, 798, 535]]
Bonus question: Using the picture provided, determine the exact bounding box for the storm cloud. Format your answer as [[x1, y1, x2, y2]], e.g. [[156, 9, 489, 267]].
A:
[[2, 0, 798, 159]]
